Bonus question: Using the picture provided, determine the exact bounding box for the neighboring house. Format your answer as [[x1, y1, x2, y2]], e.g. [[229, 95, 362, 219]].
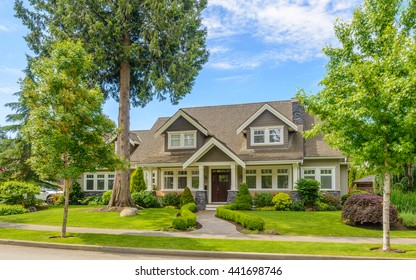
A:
[[79, 99, 349, 209], [353, 175, 375, 193]]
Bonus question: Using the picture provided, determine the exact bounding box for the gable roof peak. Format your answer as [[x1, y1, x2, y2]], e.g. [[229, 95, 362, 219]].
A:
[[236, 103, 298, 134]]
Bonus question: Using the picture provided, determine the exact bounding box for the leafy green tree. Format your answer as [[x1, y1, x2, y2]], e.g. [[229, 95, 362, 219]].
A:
[[130, 167, 146, 193], [297, 0, 416, 251], [15, 0, 209, 207], [20, 40, 122, 237]]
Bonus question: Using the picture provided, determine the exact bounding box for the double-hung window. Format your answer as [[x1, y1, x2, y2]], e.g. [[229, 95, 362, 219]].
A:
[[168, 131, 197, 149], [302, 168, 335, 190], [244, 166, 291, 190], [251, 126, 283, 146], [84, 173, 115, 191]]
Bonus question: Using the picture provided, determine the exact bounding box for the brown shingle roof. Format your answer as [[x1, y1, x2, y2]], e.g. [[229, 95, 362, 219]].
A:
[[130, 100, 343, 165]]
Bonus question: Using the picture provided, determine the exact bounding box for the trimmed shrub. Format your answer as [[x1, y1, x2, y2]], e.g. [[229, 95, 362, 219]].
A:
[[341, 190, 368, 205], [0, 204, 29, 216], [172, 202, 197, 229], [342, 194, 398, 226], [180, 187, 195, 207], [172, 217, 188, 230], [130, 167, 146, 193], [159, 192, 181, 208], [272, 192, 292, 211], [234, 183, 252, 210], [80, 195, 102, 205], [131, 191, 159, 208], [216, 206, 265, 231], [101, 190, 112, 205], [295, 179, 320, 207], [253, 193, 274, 208], [0, 181, 40, 207], [290, 202, 306, 211], [319, 191, 342, 211], [69, 182, 84, 205]]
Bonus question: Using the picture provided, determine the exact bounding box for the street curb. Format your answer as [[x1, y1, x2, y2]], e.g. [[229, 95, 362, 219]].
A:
[[0, 238, 404, 260]]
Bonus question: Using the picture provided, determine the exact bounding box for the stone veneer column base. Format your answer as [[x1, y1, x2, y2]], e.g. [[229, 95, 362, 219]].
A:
[[195, 191, 207, 210], [227, 190, 238, 204]]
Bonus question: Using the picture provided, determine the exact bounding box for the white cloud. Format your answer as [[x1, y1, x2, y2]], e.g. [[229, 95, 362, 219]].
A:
[[0, 66, 23, 76], [204, 0, 362, 68], [0, 24, 10, 32], [0, 86, 18, 94]]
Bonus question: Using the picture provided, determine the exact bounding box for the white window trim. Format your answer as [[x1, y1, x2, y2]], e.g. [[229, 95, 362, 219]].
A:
[[250, 126, 284, 146], [243, 166, 292, 190], [161, 168, 199, 190], [167, 130, 197, 149], [84, 172, 115, 191], [301, 167, 336, 190]]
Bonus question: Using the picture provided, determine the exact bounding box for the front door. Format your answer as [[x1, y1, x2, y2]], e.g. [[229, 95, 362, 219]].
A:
[[211, 169, 231, 202]]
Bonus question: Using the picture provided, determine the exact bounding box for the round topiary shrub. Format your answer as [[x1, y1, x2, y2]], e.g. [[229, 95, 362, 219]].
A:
[[180, 186, 195, 207], [253, 193, 274, 208], [342, 193, 398, 226], [272, 192, 292, 211], [295, 178, 320, 207], [234, 183, 252, 210]]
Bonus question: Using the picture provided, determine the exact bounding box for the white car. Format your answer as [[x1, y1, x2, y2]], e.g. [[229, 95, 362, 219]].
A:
[[36, 186, 64, 203]]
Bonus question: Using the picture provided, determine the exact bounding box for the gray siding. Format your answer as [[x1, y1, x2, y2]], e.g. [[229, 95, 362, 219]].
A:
[[164, 116, 206, 152], [197, 146, 233, 162], [245, 110, 289, 149]]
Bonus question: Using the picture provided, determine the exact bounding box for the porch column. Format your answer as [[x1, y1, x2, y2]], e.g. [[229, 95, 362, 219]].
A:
[[292, 163, 299, 189], [230, 164, 237, 191], [198, 165, 204, 190], [146, 168, 153, 190]]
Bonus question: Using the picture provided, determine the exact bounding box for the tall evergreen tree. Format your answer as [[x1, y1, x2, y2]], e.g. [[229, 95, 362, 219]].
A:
[[297, 0, 416, 251], [14, 0, 209, 207], [0, 93, 37, 182]]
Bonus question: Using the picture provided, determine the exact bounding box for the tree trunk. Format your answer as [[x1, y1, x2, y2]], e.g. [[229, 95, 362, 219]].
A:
[[61, 178, 70, 238], [382, 171, 391, 251], [108, 32, 133, 207]]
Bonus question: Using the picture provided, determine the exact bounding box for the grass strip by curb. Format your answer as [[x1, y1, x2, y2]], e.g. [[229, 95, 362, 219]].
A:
[[1, 227, 416, 259]]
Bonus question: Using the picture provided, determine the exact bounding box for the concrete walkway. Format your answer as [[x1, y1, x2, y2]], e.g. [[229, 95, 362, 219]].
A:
[[1, 210, 416, 244]]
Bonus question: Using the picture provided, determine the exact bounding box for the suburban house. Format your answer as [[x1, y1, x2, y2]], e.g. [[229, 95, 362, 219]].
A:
[[79, 99, 349, 209]]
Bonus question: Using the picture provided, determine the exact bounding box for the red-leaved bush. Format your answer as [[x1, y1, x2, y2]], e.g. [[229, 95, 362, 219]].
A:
[[342, 194, 398, 226]]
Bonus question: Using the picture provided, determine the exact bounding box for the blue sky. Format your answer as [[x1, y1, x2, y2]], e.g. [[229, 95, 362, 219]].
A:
[[0, 0, 362, 131]]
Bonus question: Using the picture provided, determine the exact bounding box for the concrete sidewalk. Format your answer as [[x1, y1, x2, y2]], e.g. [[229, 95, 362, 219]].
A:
[[1, 210, 416, 244]]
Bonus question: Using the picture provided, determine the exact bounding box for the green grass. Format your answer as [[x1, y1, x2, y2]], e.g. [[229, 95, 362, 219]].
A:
[[243, 211, 416, 238], [0, 205, 178, 231], [391, 189, 416, 214], [1, 227, 416, 259]]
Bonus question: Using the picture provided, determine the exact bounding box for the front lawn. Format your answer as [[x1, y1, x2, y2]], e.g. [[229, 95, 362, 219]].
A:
[[0, 205, 178, 231], [1, 227, 416, 259], [243, 211, 416, 238]]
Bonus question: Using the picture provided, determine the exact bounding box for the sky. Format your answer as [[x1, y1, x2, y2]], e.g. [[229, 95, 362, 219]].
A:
[[0, 0, 363, 132]]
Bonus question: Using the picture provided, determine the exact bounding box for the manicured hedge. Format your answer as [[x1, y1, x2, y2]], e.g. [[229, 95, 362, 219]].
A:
[[0, 204, 29, 216], [172, 202, 197, 230], [216, 206, 265, 231]]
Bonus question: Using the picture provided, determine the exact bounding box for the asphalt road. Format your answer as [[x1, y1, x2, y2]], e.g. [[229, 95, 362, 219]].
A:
[[0, 244, 205, 260]]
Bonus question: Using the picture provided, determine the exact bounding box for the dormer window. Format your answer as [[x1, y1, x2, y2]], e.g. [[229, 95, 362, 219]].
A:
[[168, 131, 197, 149], [251, 126, 283, 146]]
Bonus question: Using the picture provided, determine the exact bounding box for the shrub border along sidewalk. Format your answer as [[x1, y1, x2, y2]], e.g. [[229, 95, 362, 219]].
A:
[[172, 203, 197, 230], [216, 205, 265, 231]]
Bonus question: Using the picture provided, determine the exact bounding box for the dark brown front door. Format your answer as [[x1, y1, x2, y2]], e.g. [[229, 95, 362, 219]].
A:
[[211, 169, 231, 202]]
